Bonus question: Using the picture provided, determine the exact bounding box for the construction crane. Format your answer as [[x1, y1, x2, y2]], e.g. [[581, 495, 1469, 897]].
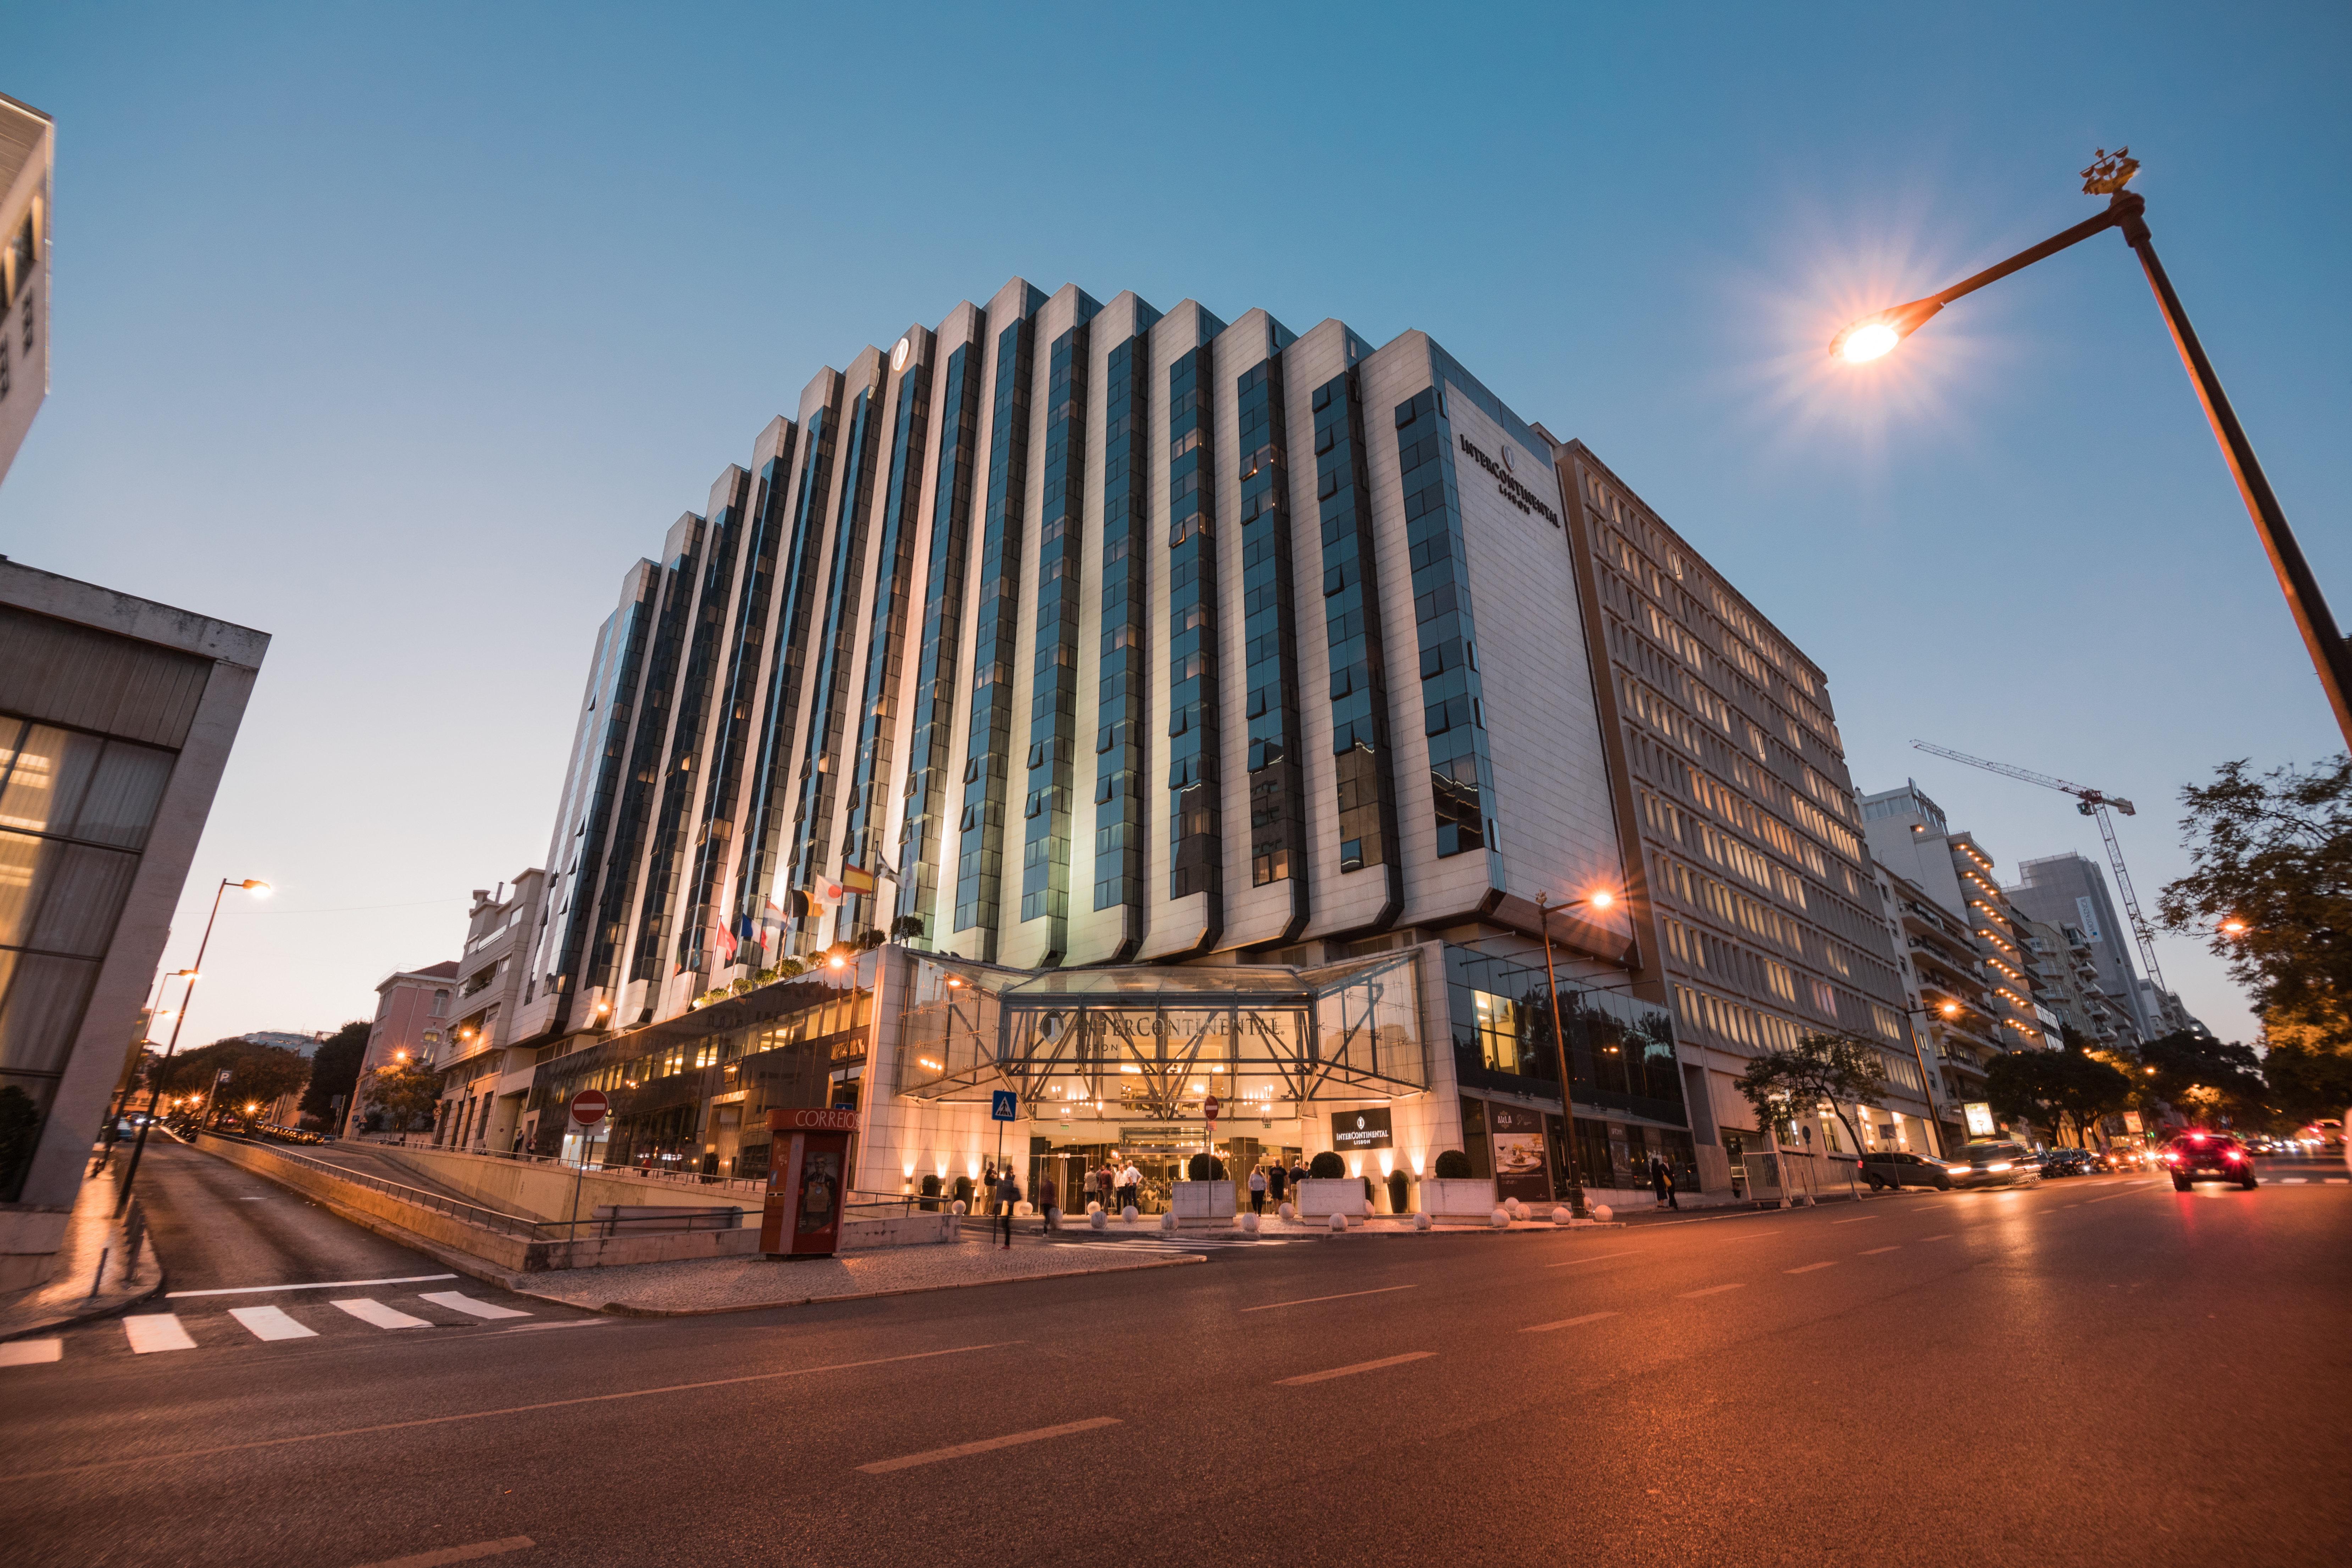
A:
[[1909, 740, 2167, 993]]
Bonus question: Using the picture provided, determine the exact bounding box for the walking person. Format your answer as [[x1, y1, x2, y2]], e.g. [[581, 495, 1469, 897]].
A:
[[1248, 1163, 1268, 1216], [1038, 1175, 1061, 1236], [1651, 1154, 1679, 1212], [995, 1168, 1020, 1248], [1267, 1159, 1287, 1209], [1289, 1155, 1308, 1196], [1083, 1163, 1100, 1213], [1119, 1161, 1141, 1214]]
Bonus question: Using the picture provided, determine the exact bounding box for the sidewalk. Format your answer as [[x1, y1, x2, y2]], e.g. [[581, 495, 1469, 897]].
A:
[[0, 1149, 166, 1341], [514, 1234, 1208, 1317]]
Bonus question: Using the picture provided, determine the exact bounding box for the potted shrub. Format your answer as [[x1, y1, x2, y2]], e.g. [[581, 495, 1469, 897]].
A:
[[1386, 1167, 1411, 1215], [1420, 1149, 1495, 1219], [919, 1173, 941, 1213], [1297, 1151, 1368, 1218], [1171, 1152, 1232, 1221]]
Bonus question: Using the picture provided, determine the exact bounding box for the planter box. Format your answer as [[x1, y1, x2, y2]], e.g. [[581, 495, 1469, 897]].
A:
[[1418, 1177, 1498, 1218], [1170, 1181, 1235, 1219], [1296, 1178, 1369, 1218]]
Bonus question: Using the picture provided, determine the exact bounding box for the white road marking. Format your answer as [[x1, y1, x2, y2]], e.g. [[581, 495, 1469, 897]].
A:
[[2280, 1178, 2307, 1185], [168, 1274, 457, 1298], [0, 1338, 62, 1366], [1276, 1351, 1436, 1385], [1677, 1283, 1746, 1299], [858, 1416, 1120, 1473], [332, 1298, 432, 1330], [346, 1536, 536, 1568], [418, 1292, 530, 1320], [2329, 1178, 2349, 1184], [1544, 1250, 1634, 1268], [122, 1314, 196, 1353], [1920, 1234, 1953, 1241], [229, 1306, 317, 1341], [1860, 1246, 1901, 1256], [1785, 1262, 1838, 1274], [1522, 1311, 1617, 1333], [1830, 1216, 1877, 1224], [2085, 1191, 2141, 1204], [1241, 1284, 1416, 1313]]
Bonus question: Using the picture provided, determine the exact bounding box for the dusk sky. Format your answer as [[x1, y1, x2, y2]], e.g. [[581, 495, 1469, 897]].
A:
[[4, 1, 2343, 1048]]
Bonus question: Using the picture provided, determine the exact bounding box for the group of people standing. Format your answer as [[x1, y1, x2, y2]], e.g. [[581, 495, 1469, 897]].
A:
[[1082, 1160, 1143, 1214]]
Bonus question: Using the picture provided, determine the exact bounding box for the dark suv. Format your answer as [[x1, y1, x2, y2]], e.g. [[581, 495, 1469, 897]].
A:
[[2162, 1131, 2258, 1191]]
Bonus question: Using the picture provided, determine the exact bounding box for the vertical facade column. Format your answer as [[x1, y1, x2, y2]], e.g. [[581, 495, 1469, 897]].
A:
[[837, 340, 935, 941], [953, 314, 1039, 956], [1396, 383, 1500, 869], [898, 332, 986, 943], [1165, 346, 1222, 911], [1313, 369, 1402, 920], [1237, 356, 1307, 938], [1018, 321, 1090, 962], [1090, 331, 1152, 957]]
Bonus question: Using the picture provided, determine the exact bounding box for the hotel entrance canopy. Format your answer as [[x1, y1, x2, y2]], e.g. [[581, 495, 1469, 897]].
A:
[[896, 952, 1422, 1122]]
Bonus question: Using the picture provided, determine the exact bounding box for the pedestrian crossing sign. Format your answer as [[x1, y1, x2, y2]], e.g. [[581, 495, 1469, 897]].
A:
[[991, 1090, 1017, 1122]]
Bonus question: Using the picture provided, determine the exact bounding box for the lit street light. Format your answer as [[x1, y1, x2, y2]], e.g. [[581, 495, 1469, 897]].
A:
[[1831, 149, 2352, 747], [114, 877, 272, 1214], [1534, 888, 1618, 1219]]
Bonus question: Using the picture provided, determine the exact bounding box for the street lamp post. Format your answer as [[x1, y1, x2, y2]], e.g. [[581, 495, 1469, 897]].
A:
[[113, 877, 271, 1215], [1534, 889, 1616, 1221], [1831, 150, 2352, 748], [1901, 1000, 1963, 1157]]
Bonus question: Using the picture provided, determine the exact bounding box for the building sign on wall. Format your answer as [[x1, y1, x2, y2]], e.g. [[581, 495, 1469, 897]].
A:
[[1331, 1108, 1393, 1152], [1963, 1102, 1997, 1138], [1489, 1104, 1552, 1203], [1455, 433, 1561, 525]]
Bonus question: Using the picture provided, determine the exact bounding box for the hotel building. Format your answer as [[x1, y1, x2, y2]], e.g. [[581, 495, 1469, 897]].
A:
[[482, 278, 1907, 1211]]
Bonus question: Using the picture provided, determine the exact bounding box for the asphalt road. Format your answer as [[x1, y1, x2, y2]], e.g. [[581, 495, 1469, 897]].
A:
[[2, 1147, 2345, 1568]]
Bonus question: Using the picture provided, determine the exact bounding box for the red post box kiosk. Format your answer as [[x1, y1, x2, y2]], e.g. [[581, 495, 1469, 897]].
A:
[[760, 1107, 859, 1257]]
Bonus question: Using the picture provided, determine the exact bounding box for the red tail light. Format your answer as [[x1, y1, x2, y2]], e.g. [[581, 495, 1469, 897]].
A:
[[2224, 1150, 2242, 1162]]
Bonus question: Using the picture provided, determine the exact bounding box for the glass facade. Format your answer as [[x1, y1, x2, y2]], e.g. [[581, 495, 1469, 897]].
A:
[[1164, 346, 1222, 904], [1395, 386, 1497, 862], [954, 314, 1038, 951], [898, 338, 984, 943], [539, 574, 655, 1001], [1019, 319, 1093, 953], [1444, 944, 1686, 1126], [1312, 367, 1400, 888], [837, 354, 935, 941], [738, 393, 842, 960], [1090, 326, 1155, 943], [1237, 358, 1304, 909]]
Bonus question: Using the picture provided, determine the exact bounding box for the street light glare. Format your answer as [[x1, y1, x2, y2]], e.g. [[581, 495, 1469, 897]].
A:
[[1835, 320, 1901, 363], [1589, 891, 1614, 910], [240, 879, 272, 896]]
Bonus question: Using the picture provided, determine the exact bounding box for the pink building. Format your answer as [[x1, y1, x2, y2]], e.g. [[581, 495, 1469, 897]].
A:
[[344, 961, 457, 1136]]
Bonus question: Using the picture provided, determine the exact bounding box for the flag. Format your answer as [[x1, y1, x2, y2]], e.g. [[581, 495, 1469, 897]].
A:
[[872, 853, 899, 882], [839, 863, 877, 896], [712, 917, 738, 965]]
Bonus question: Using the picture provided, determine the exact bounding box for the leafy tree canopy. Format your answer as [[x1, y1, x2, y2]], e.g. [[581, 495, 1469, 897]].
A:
[[300, 1021, 370, 1124], [1736, 1033, 1888, 1159], [2140, 1030, 2268, 1129], [1985, 1047, 2135, 1143], [162, 1038, 311, 1119], [360, 1063, 443, 1129]]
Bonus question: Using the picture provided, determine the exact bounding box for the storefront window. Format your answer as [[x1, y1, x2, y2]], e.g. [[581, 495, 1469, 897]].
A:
[[1445, 946, 1684, 1125]]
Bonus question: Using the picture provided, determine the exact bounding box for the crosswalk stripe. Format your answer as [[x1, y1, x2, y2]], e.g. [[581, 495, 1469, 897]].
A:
[[229, 1306, 317, 1341], [0, 1337, 62, 1366], [333, 1298, 432, 1330], [122, 1314, 196, 1353], [418, 1292, 530, 1320]]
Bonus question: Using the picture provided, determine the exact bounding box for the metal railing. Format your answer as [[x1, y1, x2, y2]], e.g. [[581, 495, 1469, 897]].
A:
[[358, 1137, 768, 1197]]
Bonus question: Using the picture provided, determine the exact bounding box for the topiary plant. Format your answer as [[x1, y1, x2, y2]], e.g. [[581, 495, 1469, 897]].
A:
[[1185, 1153, 1227, 1181], [1433, 1149, 1472, 1179], [1387, 1168, 1410, 1213], [1309, 1151, 1346, 1180]]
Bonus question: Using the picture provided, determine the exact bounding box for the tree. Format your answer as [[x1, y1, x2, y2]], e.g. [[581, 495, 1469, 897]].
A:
[[1735, 1033, 1887, 1160], [2141, 1030, 2268, 1129], [2262, 1020, 2352, 1126], [359, 1063, 443, 1131], [300, 1021, 370, 1126], [161, 1038, 310, 1123], [1988, 1048, 2135, 1144], [2157, 755, 2352, 1034]]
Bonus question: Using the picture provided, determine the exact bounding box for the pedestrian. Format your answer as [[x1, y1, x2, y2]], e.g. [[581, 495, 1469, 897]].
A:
[[995, 1168, 1020, 1248], [1120, 1160, 1141, 1213], [1651, 1154, 1679, 1212], [1267, 1160, 1287, 1207], [1289, 1155, 1308, 1195], [1083, 1164, 1100, 1212], [1248, 1163, 1268, 1216], [1038, 1176, 1061, 1235]]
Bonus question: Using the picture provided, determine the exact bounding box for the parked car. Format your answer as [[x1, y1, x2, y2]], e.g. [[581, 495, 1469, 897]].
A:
[[1949, 1141, 2042, 1188], [2091, 1147, 2141, 1173], [1858, 1150, 1954, 1191], [2043, 1148, 2097, 1178], [2162, 1130, 2258, 1191]]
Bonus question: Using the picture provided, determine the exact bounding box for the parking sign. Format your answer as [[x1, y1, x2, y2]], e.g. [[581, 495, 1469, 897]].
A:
[[990, 1090, 1017, 1122]]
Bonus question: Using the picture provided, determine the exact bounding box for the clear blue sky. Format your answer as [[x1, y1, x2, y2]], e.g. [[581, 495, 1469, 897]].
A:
[[4, 1, 2343, 1046]]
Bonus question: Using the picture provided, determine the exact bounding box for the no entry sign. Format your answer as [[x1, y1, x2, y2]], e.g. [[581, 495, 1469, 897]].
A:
[[1203, 1093, 1220, 1124], [569, 1088, 609, 1127]]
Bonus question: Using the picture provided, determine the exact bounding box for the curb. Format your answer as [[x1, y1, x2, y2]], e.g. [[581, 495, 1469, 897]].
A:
[[0, 1231, 168, 1342], [517, 1251, 1210, 1319]]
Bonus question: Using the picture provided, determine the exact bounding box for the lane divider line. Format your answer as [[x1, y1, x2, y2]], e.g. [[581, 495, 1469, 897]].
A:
[[1677, 1284, 1746, 1299], [1860, 1246, 1901, 1256], [1277, 1351, 1436, 1386], [346, 1535, 536, 1568], [168, 1274, 458, 1299], [1240, 1284, 1416, 1313], [1543, 1251, 1634, 1269], [1919, 1234, 1953, 1241], [858, 1416, 1120, 1474], [1784, 1262, 1837, 1274], [0, 1341, 1026, 1485], [1830, 1216, 1878, 1225], [1522, 1312, 1618, 1334]]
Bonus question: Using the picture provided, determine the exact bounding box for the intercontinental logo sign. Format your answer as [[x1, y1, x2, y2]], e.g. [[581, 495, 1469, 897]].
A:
[[1457, 434, 1561, 526]]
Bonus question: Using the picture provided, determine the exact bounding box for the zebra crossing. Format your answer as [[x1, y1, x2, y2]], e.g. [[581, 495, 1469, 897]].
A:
[[1, 1286, 556, 1370]]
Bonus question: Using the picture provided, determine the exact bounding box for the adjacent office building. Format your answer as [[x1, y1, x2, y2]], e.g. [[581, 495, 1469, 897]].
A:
[[1862, 783, 2049, 1053], [2007, 851, 2155, 1042], [341, 960, 457, 1136], [484, 278, 1910, 1210], [0, 93, 51, 484]]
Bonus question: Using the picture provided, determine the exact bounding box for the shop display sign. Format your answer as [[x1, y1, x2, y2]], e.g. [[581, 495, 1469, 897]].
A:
[[1489, 1105, 1552, 1204], [1963, 1101, 1997, 1138], [1330, 1108, 1393, 1152], [2121, 1110, 2143, 1135]]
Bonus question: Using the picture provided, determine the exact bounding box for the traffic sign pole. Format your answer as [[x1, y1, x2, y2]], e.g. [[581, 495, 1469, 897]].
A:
[[565, 1089, 609, 1242]]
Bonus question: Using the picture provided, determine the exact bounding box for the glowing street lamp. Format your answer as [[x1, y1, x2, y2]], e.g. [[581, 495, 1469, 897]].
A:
[[1829, 149, 2352, 747], [1533, 888, 1624, 1218]]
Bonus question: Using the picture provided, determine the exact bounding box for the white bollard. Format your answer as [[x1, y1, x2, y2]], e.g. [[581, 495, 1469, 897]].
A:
[[1414, 1212, 1432, 1232], [1552, 1207, 1574, 1225], [950, 1200, 967, 1216], [1089, 1208, 1108, 1231], [1278, 1202, 1296, 1221], [1086, 1200, 1103, 1215], [1159, 1212, 1177, 1232], [1122, 1204, 1140, 1222], [1504, 1198, 1525, 1220], [1490, 1208, 1510, 1228], [1329, 1212, 1349, 1232], [1592, 1203, 1614, 1222], [1238, 1212, 1259, 1232]]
